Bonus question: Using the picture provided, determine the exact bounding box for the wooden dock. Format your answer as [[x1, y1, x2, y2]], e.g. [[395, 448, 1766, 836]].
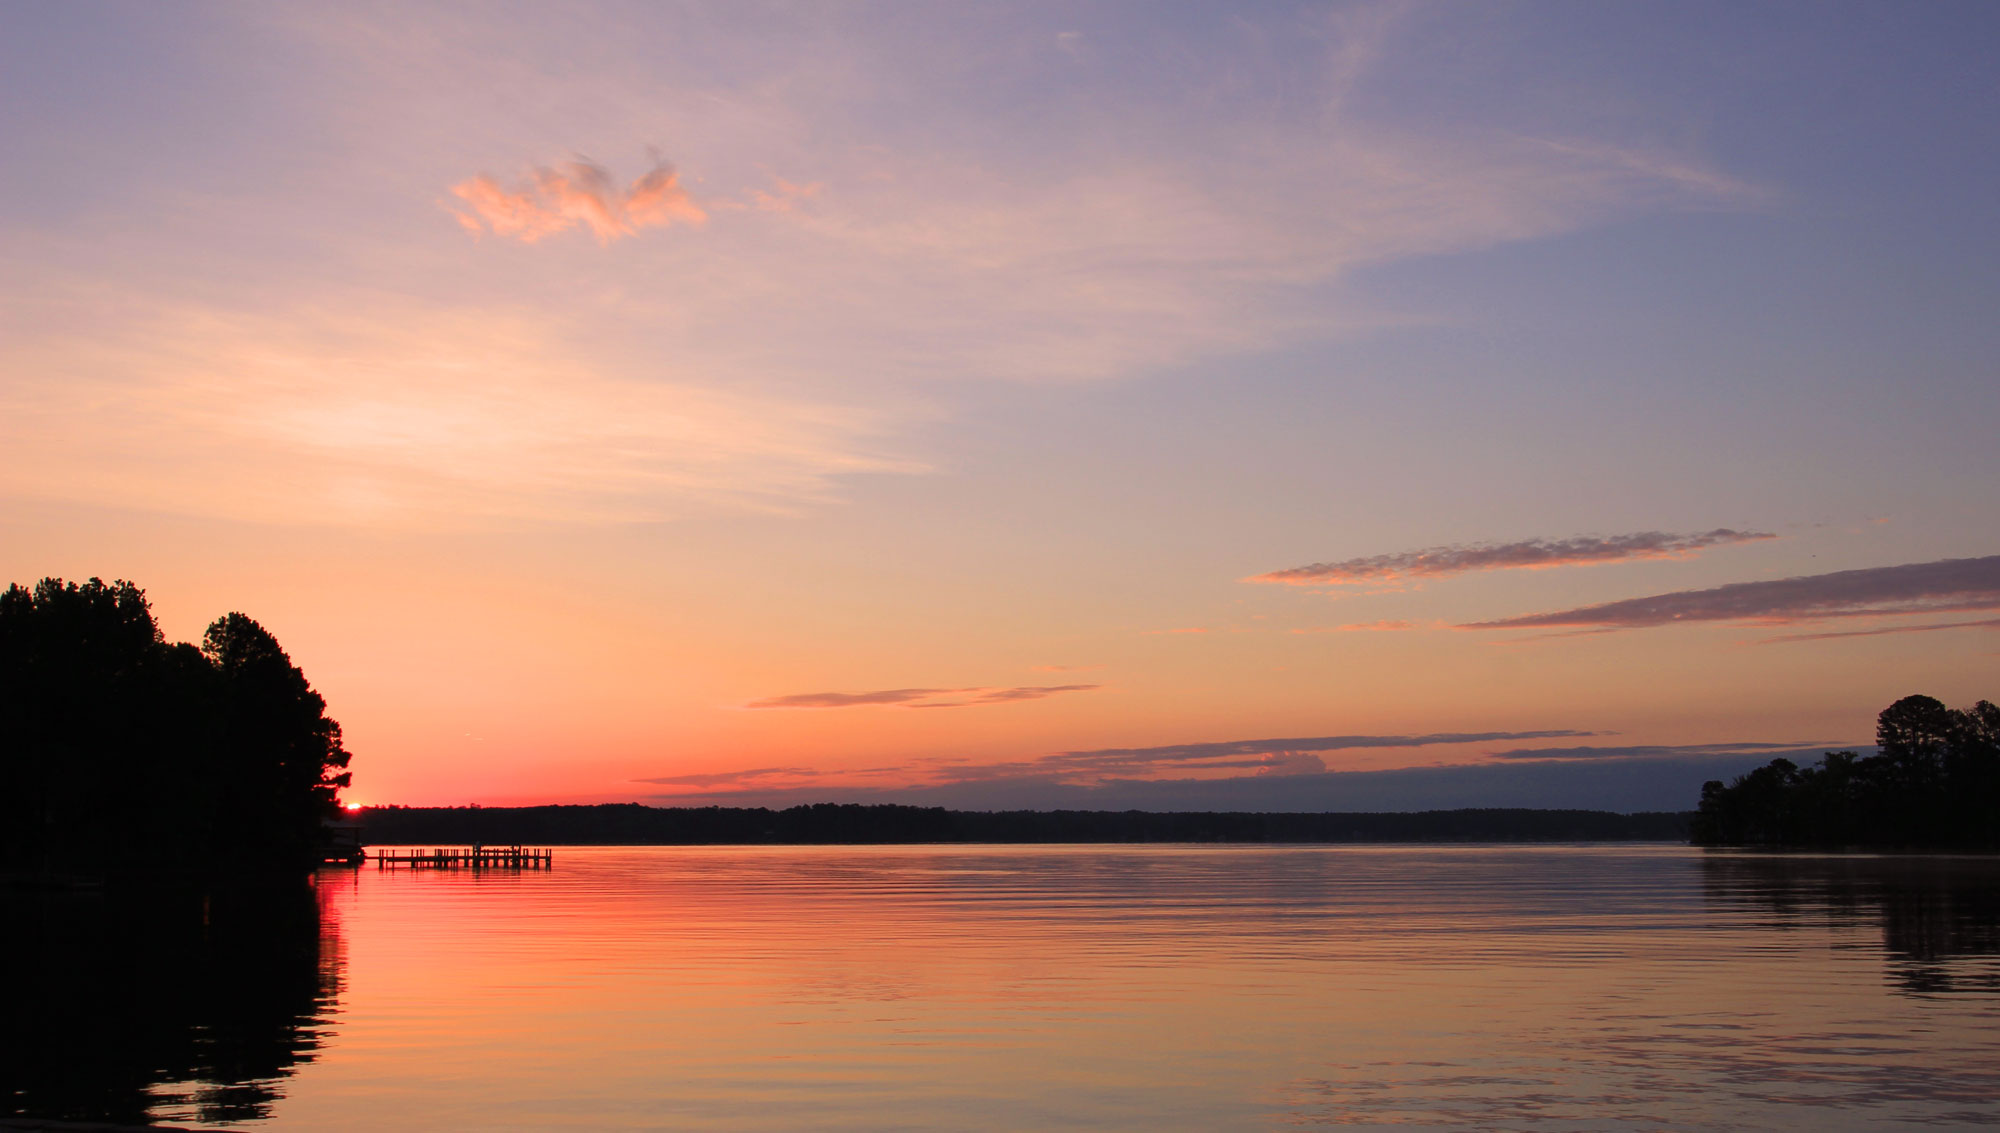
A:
[[373, 846, 553, 870]]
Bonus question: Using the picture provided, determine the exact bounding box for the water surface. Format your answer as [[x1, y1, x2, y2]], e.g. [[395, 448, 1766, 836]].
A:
[[9, 845, 2000, 1129]]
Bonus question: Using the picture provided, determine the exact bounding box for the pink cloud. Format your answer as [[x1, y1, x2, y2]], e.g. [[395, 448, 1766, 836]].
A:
[[625, 162, 709, 228], [450, 156, 706, 244], [449, 175, 571, 242], [747, 684, 1099, 709], [1249, 529, 1774, 587], [747, 688, 952, 708], [749, 175, 823, 213]]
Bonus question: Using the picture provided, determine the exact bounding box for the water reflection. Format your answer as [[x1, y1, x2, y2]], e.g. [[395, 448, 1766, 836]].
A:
[[17, 848, 1997, 1130], [1701, 852, 2000, 997], [0, 874, 344, 1126]]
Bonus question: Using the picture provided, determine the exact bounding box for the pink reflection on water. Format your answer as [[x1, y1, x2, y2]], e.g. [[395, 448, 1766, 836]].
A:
[[250, 846, 2000, 1131]]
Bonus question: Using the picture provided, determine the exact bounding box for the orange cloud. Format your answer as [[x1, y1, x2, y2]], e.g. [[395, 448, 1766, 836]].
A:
[[450, 156, 706, 244], [624, 162, 708, 228]]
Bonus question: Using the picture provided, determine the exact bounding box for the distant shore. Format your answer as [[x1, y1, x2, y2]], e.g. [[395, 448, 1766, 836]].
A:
[[358, 803, 1693, 846]]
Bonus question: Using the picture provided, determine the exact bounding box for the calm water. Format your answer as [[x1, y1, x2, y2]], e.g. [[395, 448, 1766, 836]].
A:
[[8, 844, 2000, 1130]]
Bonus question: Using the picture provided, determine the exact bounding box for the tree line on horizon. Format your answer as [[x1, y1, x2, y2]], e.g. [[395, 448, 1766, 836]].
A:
[[359, 803, 1694, 845], [1693, 693, 2000, 848], [0, 577, 352, 878], [4, 576, 1988, 865]]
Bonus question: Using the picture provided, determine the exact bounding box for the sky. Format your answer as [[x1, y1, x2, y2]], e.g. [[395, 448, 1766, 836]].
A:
[[3, 1, 1997, 811]]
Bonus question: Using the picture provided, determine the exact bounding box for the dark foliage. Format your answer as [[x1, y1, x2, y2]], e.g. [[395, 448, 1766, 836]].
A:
[[360, 802, 1692, 845], [0, 578, 352, 878], [1692, 693, 2000, 848]]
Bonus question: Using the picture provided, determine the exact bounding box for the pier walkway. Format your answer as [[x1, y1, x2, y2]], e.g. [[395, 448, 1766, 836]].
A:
[[373, 846, 553, 870]]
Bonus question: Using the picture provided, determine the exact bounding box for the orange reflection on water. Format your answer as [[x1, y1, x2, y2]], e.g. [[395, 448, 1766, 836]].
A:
[[257, 846, 2000, 1130]]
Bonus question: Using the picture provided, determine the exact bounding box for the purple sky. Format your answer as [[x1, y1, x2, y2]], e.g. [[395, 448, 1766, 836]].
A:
[[3, 2, 1996, 809]]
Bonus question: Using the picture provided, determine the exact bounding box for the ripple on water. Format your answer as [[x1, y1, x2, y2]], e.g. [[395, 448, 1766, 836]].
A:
[[9, 844, 1998, 1130]]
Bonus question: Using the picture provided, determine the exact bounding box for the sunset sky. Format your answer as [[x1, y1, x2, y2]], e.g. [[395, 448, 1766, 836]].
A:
[[4, 1, 1996, 810]]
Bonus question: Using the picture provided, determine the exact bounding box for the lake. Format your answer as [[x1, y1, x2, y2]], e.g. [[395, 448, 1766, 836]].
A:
[[7, 844, 2000, 1129]]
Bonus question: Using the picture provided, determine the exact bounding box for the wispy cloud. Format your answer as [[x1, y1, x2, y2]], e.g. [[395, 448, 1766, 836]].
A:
[[7, 6, 1776, 529], [634, 766, 819, 787], [449, 156, 706, 244], [1760, 617, 2000, 644], [920, 729, 1601, 784], [1255, 751, 1328, 776], [636, 727, 1604, 800], [747, 688, 951, 709], [1488, 741, 1850, 762], [0, 296, 917, 527], [747, 175, 823, 214], [1250, 530, 1774, 588], [966, 684, 1099, 704], [747, 684, 1099, 710], [1465, 556, 2000, 631], [632, 763, 914, 789], [1054, 730, 1595, 767]]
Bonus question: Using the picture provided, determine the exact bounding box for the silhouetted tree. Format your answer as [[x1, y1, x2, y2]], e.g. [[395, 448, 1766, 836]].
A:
[[201, 613, 352, 867], [0, 578, 351, 877], [1693, 693, 2000, 848]]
